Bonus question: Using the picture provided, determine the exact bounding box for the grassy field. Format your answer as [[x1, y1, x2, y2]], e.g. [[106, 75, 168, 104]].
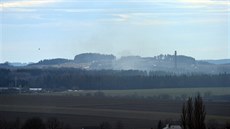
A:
[[46, 87, 230, 98], [0, 95, 230, 129], [100, 87, 230, 97]]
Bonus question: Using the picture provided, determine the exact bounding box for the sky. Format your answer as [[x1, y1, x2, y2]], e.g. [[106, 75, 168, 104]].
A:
[[0, 0, 229, 63]]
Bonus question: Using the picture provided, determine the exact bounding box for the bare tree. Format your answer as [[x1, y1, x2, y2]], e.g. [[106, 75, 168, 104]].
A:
[[181, 103, 187, 129], [194, 94, 206, 129], [157, 120, 163, 129], [186, 98, 193, 129], [180, 95, 206, 129]]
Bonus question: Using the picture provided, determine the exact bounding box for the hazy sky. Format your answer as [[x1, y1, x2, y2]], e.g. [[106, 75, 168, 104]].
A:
[[0, 0, 229, 63]]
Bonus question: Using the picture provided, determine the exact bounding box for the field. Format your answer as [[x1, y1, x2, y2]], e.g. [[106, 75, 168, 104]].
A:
[[102, 87, 230, 97], [45, 87, 230, 98], [0, 94, 230, 129]]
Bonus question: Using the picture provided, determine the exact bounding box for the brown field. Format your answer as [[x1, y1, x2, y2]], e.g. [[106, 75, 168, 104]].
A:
[[0, 95, 230, 129]]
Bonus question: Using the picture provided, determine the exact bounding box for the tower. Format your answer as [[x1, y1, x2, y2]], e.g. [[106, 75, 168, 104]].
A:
[[174, 51, 177, 69]]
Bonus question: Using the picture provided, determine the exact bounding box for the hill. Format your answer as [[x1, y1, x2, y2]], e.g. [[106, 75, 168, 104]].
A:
[[74, 53, 115, 63], [2, 53, 230, 74], [29, 58, 72, 66], [201, 59, 230, 65]]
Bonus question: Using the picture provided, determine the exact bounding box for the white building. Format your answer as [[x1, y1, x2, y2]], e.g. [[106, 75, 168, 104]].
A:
[[29, 88, 42, 91], [163, 124, 181, 129]]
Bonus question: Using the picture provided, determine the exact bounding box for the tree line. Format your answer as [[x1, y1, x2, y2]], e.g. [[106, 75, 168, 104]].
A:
[[0, 68, 230, 90]]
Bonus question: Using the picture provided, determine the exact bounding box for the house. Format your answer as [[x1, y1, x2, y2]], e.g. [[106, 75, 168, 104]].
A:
[[163, 124, 182, 129]]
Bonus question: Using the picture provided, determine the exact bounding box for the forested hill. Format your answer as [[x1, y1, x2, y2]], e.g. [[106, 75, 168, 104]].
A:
[[74, 53, 115, 63], [1, 53, 230, 74], [0, 68, 229, 90], [29, 58, 72, 66]]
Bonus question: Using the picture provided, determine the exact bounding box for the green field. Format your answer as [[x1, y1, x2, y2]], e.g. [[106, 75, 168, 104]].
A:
[[102, 87, 230, 97], [47, 87, 230, 98]]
